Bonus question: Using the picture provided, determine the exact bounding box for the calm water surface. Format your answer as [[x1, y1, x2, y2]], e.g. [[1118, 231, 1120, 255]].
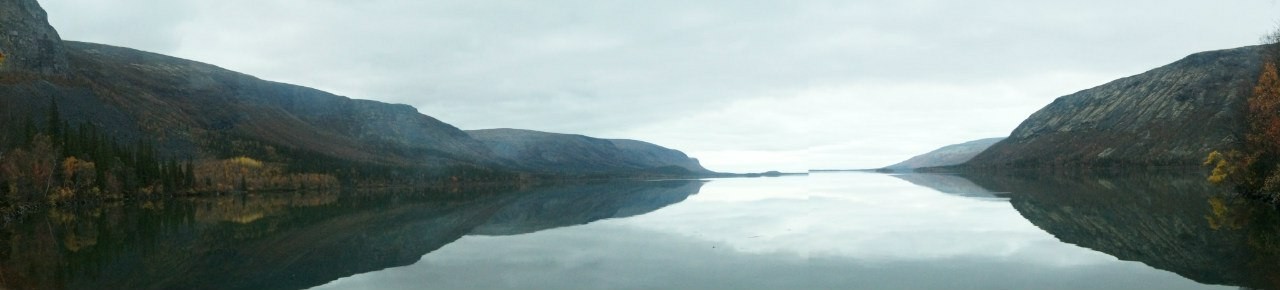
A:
[[3, 172, 1278, 289]]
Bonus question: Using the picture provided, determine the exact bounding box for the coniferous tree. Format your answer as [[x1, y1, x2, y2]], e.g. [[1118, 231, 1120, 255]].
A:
[[185, 161, 196, 188], [20, 114, 35, 147], [47, 98, 61, 139]]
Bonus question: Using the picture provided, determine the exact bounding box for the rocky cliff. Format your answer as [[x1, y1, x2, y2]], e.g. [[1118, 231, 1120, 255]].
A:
[[468, 128, 711, 175], [0, 0, 68, 74], [884, 137, 1004, 171], [967, 46, 1265, 168]]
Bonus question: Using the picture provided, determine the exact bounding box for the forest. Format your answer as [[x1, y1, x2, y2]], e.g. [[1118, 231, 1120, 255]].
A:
[[0, 99, 522, 217]]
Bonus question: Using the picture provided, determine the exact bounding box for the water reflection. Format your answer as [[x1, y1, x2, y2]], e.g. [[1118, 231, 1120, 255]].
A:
[[4, 171, 1273, 290], [0, 180, 704, 290], [891, 173, 1006, 200], [472, 181, 703, 236], [953, 171, 1280, 289], [316, 174, 1231, 290]]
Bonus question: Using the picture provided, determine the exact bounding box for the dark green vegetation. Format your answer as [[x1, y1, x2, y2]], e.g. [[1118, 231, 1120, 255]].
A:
[[0, 180, 704, 290], [2, 99, 201, 206], [0, 0, 713, 213]]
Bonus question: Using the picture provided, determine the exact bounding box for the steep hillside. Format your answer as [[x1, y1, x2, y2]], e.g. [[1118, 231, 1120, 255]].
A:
[[967, 46, 1265, 168], [467, 128, 711, 175], [0, 0, 714, 190], [0, 0, 497, 175], [884, 137, 1003, 171], [60, 41, 495, 165]]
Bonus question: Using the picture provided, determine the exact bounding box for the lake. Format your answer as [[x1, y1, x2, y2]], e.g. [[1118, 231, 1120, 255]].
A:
[[2, 171, 1277, 289]]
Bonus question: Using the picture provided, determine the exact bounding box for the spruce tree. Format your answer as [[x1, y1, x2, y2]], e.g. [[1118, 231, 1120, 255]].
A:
[[47, 98, 61, 139]]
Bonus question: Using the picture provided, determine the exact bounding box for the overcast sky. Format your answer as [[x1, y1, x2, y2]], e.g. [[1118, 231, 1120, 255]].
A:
[[40, 0, 1280, 172]]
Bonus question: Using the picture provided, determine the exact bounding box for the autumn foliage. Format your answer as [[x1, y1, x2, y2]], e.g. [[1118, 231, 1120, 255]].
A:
[[1248, 62, 1280, 153], [193, 156, 338, 192], [1206, 33, 1280, 201]]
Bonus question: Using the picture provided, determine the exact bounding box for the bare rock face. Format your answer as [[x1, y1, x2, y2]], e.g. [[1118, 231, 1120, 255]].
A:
[[0, 0, 68, 74], [968, 46, 1265, 168]]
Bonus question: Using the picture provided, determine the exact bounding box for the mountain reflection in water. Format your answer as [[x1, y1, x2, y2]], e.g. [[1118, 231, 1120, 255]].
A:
[[4, 172, 1278, 290], [953, 170, 1280, 289], [0, 180, 704, 290]]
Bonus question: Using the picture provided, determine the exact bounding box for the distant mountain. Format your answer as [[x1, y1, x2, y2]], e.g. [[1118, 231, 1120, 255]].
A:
[[883, 138, 1004, 172], [0, 0, 711, 187], [467, 128, 712, 176], [966, 46, 1265, 168]]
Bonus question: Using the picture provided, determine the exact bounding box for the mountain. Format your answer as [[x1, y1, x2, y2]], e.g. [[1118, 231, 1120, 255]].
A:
[[467, 128, 712, 176], [0, 0, 709, 187], [883, 137, 1004, 172], [60, 41, 494, 164], [1, 0, 492, 169], [966, 46, 1265, 168]]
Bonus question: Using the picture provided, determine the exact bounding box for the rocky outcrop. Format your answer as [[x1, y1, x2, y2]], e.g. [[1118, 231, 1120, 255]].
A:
[[967, 46, 1265, 168], [0, 0, 68, 74], [884, 137, 1004, 171], [468, 128, 712, 175]]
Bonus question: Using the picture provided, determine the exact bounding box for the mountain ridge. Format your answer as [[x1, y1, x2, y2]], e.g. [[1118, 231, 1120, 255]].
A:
[[965, 46, 1265, 168], [467, 128, 711, 175], [883, 137, 1004, 172], [0, 0, 713, 196]]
